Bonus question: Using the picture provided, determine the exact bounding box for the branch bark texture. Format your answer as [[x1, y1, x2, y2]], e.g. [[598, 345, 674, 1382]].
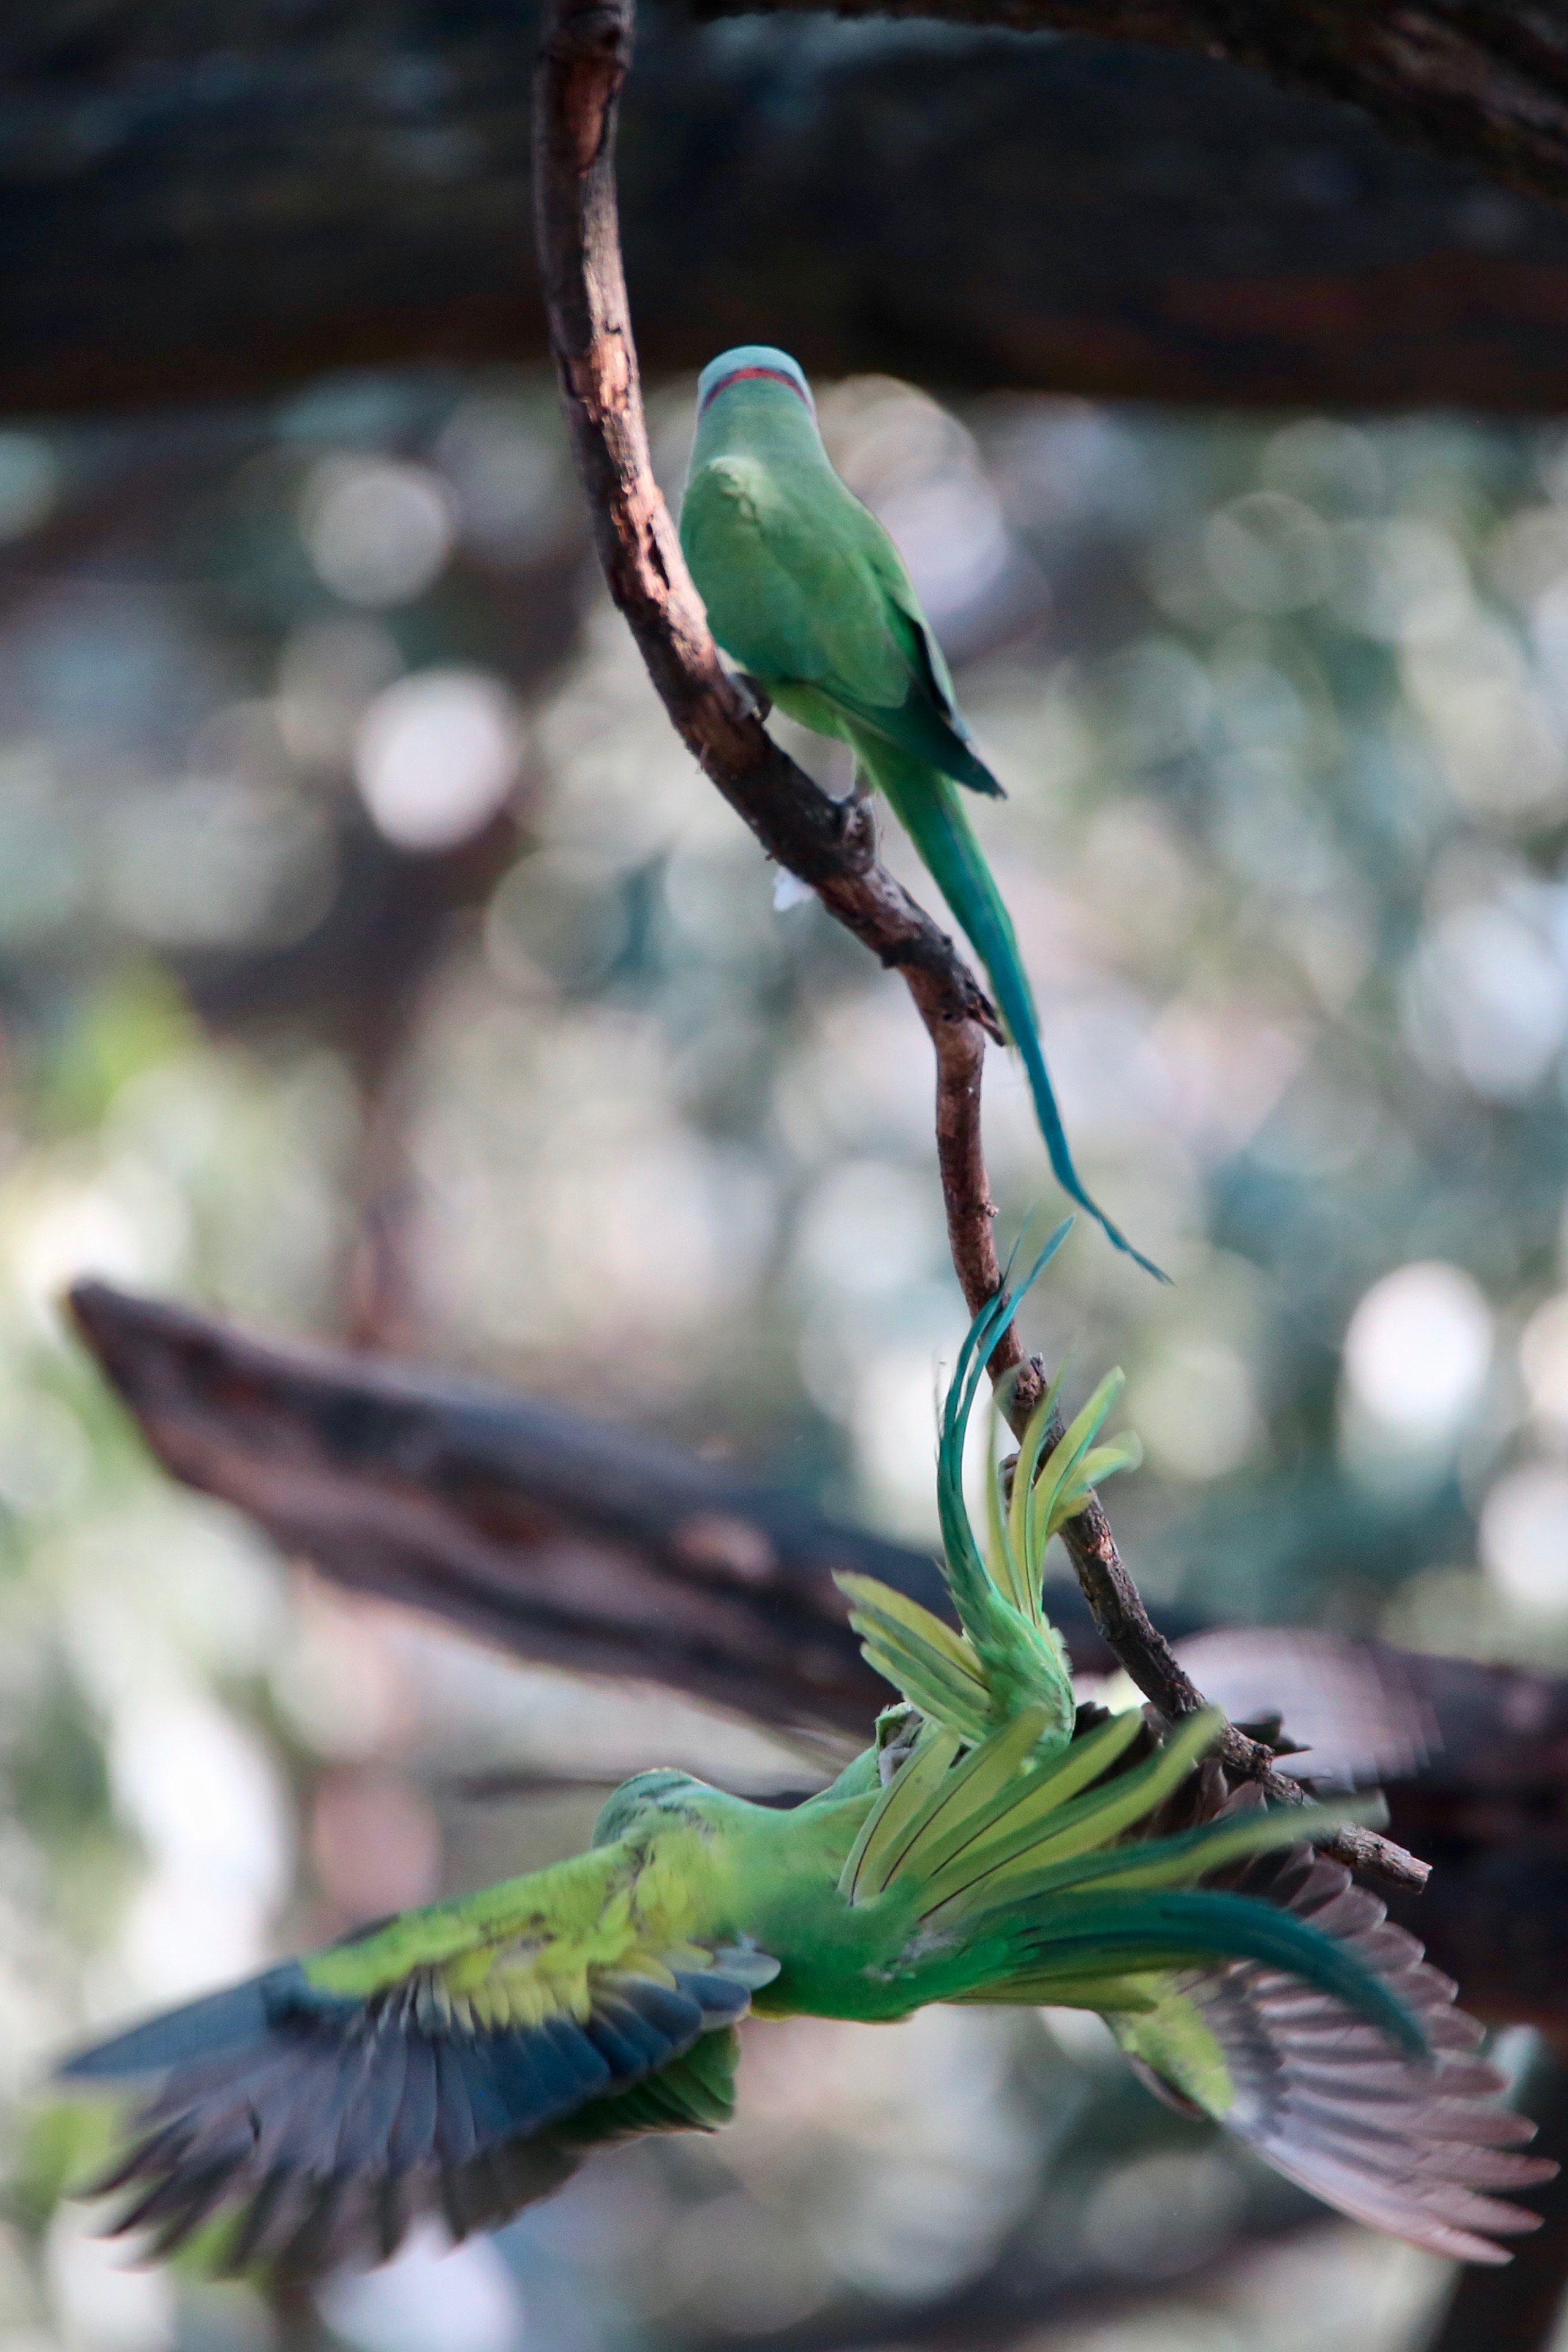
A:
[[532, 0, 1426, 1894]]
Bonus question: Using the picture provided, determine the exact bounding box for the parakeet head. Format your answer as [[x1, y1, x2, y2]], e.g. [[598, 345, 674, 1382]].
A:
[[590, 1766, 714, 1848], [696, 345, 816, 418]]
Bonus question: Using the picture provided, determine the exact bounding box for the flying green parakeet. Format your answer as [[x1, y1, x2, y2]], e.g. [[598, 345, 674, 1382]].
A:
[[57, 1245, 1548, 2275], [679, 346, 1162, 1280]]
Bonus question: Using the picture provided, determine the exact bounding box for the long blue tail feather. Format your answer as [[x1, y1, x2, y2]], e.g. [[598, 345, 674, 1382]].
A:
[[989, 1888, 1427, 2057], [935, 1223, 1072, 1650], [870, 748, 1166, 1280]]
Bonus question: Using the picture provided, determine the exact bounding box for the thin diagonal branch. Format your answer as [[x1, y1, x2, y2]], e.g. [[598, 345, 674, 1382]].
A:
[[530, 0, 1428, 1894], [531, 4, 1000, 1039], [922, 973, 1427, 1893]]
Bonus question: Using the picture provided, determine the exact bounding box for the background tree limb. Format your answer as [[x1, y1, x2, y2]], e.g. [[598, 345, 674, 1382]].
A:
[[69, 1279, 922, 1735], [14, 4, 1568, 414], [698, 0, 1568, 211]]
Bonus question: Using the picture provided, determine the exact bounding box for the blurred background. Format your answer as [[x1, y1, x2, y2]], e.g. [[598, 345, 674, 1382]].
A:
[[0, 357, 1563, 2348]]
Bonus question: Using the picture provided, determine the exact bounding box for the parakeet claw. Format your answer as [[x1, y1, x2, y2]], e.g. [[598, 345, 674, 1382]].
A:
[[875, 1703, 924, 1783]]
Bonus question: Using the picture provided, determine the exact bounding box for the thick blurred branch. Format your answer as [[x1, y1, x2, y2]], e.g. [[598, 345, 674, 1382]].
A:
[[17, 6, 1568, 415], [532, 0, 1426, 1895], [705, 0, 1568, 211], [69, 1281, 922, 1735]]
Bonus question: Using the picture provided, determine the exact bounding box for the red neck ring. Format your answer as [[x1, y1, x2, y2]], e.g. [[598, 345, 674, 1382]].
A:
[[699, 366, 810, 415]]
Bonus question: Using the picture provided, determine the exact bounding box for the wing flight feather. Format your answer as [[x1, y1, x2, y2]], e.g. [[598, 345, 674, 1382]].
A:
[[58, 1842, 777, 2275], [1117, 1844, 1553, 2265]]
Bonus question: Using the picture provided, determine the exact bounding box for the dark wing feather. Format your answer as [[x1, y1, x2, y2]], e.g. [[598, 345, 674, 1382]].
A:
[[886, 596, 1004, 797], [60, 1976, 282, 2078], [62, 1956, 769, 2277], [386, 2030, 441, 2177], [1131, 1847, 1555, 2264], [334, 2024, 408, 2179], [436, 2026, 745, 2245], [223, 2165, 302, 2275], [429, 2040, 483, 2171]]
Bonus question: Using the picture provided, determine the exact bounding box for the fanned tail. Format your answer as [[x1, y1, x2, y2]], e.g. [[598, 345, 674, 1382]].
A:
[[865, 742, 1165, 1281], [837, 1245, 1139, 1750], [834, 1699, 1422, 2054]]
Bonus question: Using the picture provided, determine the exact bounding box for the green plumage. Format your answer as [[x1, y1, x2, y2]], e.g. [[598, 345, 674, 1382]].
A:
[[679, 345, 1163, 1280], [55, 1266, 1550, 2273]]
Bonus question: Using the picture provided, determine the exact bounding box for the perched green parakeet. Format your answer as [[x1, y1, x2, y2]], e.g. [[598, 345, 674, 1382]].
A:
[[58, 1244, 1548, 2275], [680, 346, 1162, 1280]]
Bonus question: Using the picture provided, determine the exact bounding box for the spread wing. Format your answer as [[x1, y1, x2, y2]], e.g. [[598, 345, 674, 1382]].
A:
[[1113, 1845, 1553, 2264], [58, 1839, 777, 2277], [680, 453, 1000, 793], [400, 2026, 744, 2256]]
